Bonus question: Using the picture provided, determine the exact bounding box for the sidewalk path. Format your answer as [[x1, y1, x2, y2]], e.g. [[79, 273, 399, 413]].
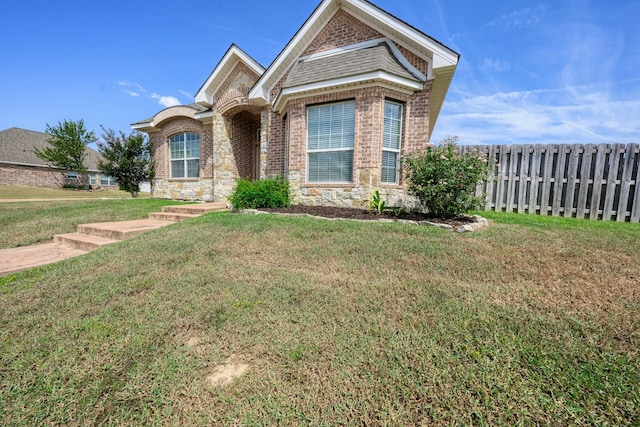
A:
[[0, 243, 88, 275], [0, 202, 228, 276]]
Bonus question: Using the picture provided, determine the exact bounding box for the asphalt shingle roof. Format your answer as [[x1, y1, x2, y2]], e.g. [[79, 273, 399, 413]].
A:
[[0, 127, 103, 171], [283, 41, 422, 89]]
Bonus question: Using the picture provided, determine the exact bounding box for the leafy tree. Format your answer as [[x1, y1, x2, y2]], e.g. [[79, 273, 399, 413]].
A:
[[34, 119, 97, 189], [97, 127, 153, 198], [402, 136, 490, 218]]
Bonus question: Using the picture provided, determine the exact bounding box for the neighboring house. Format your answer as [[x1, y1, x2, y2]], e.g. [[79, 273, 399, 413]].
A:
[[0, 127, 117, 189], [133, 0, 459, 207]]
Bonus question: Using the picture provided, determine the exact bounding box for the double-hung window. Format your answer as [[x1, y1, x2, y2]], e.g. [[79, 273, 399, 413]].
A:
[[382, 101, 403, 184], [307, 101, 355, 183], [170, 132, 200, 179]]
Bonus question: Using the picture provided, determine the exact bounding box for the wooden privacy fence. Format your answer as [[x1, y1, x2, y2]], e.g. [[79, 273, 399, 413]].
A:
[[458, 143, 640, 222]]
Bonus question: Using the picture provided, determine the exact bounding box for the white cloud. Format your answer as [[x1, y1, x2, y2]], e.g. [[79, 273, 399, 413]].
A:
[[484, 5, 547, 30], [151, 93, 181, 108], [179, 90, 193, 99], [432, 82, 640, 145], [118, 80, 147, 97], [122, 90, 141, 97], [479, 58, 510, 73]]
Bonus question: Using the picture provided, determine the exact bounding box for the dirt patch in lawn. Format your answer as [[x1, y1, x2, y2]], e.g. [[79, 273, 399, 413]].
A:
[[207, 359, 250, 387], [259, 205, 475, 228]]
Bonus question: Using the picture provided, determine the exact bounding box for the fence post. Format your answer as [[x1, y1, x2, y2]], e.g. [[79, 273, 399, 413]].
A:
[[539, 145, 555, 216], [518, 145, 531, 213], [576, 144, 594, 219], [552, 144, 568, 217], [563, 144, 581, 218], [485, 145, 497, 211], [589, 145, 607, 220], [602, 143, 624, 221], [616, 143, 638, 222], [529, 145, 543, 214]]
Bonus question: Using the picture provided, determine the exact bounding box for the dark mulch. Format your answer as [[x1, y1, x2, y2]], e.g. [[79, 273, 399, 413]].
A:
[[258, 205, 475, 228]]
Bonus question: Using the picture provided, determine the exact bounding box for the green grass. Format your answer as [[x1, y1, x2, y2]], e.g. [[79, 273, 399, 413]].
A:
[[0, 199, 190, 248], [0, 211, 638, 425]]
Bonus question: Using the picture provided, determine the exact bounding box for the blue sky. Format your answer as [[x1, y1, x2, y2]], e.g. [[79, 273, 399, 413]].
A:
[[1, 0, 638, 145]]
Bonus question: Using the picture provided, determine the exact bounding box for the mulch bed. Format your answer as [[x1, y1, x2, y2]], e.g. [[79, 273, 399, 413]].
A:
[[258, 205, 475, 228]]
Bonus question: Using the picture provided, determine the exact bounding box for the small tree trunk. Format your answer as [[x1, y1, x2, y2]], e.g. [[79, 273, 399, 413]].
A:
[[80, 172, 90, 190]]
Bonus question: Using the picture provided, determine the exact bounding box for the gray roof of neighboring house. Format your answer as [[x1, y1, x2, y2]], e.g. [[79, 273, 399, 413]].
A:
[[283, 41, 422, 89], [0, 127, 103, 171]]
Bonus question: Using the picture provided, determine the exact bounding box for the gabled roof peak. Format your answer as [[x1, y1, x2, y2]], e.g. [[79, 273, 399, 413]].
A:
[[195, 44, 265, 108], [249, 0, 458, 104]]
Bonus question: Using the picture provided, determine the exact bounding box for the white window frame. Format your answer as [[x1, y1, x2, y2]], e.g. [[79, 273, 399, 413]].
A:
[[100, 174, 117, 186], [169, 132, 200, 179], [382, 100, 403, 184], [306, 100, 355, 183]]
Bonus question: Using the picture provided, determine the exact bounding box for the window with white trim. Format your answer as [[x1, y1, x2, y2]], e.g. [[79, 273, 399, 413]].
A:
[[170, 132, 200, 179], [307, 101, 355, 183], [90, 173, 117, 186], [382, 101, 403, 184], [100, 174, 117, 186]]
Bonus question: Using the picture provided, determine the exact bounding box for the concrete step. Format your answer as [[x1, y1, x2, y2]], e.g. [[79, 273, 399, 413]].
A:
[[148, 212, 199, 222], [0, 243, 88, 276], [161, 202, 228, 215], [77, 219, 174, 241], [54, 233, 120, 251]]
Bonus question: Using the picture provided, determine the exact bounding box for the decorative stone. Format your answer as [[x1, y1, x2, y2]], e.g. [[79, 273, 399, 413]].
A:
[[396, 219, 419, 225], [421, 221, 453, 230], [457, 224, 475, 233]]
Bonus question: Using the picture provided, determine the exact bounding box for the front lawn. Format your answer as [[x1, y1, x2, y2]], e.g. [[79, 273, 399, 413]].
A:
[[0, 212, 638, 425]]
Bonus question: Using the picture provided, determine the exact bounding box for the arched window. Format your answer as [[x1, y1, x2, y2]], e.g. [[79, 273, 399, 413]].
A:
[[169, 132, 200, 178]]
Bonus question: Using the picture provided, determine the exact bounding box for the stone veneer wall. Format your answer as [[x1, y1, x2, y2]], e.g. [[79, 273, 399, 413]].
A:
[[152, 179, 213, 201], [149, 117, 214, 201]]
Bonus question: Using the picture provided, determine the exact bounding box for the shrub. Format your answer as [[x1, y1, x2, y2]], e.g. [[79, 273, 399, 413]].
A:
[[402, 136, 490, 218], [228, 176, 290, 210]]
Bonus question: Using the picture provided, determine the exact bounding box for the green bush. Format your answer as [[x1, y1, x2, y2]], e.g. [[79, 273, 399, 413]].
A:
[[402, 136, 490, 218], [228, 176, 291, 210]]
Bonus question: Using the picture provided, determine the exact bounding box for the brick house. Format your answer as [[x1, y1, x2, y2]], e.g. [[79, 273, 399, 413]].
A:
[[0, 127, 117, 189], [133, 0, 459, 207]]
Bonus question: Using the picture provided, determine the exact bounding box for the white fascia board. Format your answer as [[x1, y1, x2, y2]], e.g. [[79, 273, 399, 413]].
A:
[[345, 0, 458, 68], [194, 92, 212, 106], [194, 110, 214, 122], [273, 71, 423, 111], [131, 121, 155, 131], [248, 0, 337, 104]]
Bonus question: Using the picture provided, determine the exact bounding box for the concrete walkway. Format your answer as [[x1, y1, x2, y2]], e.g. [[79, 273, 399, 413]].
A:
[[0, 202, 228, 276]]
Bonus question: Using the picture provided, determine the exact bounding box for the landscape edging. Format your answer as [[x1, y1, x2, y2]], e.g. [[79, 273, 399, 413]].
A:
[[239, 209, 489, 232]]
